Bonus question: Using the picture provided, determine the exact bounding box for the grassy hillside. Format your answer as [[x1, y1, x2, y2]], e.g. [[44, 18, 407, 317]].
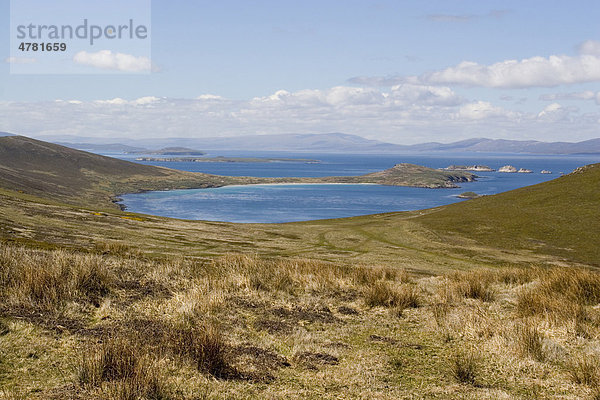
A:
[[417, 163, 600, 265], [0, 136, 240, 208]]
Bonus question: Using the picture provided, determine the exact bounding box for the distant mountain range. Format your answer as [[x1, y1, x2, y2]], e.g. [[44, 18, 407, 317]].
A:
[[6, 132, 600, 154]]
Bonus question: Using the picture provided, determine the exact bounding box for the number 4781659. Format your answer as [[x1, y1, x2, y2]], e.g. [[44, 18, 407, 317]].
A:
[[18, 42, 67, 51]]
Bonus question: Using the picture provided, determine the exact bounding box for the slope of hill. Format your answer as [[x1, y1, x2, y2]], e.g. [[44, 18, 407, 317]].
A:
[[0, 136, 238, 207], [417, 163, 600, 265]]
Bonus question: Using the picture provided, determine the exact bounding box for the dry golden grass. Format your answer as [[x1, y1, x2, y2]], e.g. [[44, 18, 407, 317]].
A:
[[3, 243, 600, 399], [451, 349, 479, 385], [515, 319, 545, 362], [78, 336, 172, 400], [569, 354, 600, 387], [0, 246, 112, 310], [517, 267, 600, 321]]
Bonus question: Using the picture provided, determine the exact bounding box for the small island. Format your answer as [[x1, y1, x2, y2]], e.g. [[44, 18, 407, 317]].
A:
[[443, 165, 495, 172], [456, 191, 480, 199], [135, 156, 321, 163], [129, 147, 207, 156]]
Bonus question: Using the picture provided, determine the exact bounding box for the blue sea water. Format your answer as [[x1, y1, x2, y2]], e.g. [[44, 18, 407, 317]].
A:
[[113, 152, 600, 223]]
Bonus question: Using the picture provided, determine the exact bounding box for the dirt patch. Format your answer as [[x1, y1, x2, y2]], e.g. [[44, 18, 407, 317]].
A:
[[114, 279, 172, 304], [0, 319, 9, 335], [270, 304, 339, 324], [254, 304, 340, 334], [0, 305, 90, 335], [229, 344, 290, 381], [369, 335, 423, 349], [230, 296, 266, 310], [324, 341, 350, 349], [254, 318, 294, 334], [337, 305, 359, 315], [294, 351, 339, 370], [369, 334, 398, 344]]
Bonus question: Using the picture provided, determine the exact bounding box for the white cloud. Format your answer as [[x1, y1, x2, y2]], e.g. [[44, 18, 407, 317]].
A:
[[73, 50, 151, 72], [389, 84, 464, 106], [352, 40, 600, 89], [94, 98, 128, 105], [539, 90, 600, 105], [537, 103, 570, 121], [133, 96, 161, 105], [421, 54, 600, 88], [458, 101, 514, 120], [196, 94, 226, 101], [579, 40, 600, 56], [248, 85, 462, 108], [1, 86, 599, 144], [4, 56, 36, 64]]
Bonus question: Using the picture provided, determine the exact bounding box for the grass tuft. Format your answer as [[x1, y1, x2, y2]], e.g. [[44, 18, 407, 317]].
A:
[[451, 349, 478, 385], [516, 320, 545, 362], [569, 355, 600, 387], [78, 336, 172, 399]]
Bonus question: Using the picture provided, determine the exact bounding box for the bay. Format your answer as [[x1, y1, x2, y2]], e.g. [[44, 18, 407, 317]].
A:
[[113, 151, 600, 223]]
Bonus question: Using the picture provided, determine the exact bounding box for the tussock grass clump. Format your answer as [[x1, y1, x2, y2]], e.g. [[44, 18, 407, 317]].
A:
[[451, 349, 479, 385], [353, 265, 409, 286], [364, 281, 398, 308], [569, 355, 600, 387], [209, 254, 351, 294], [78, 337, 171, 399], [204, 254, 410, 297], [391, 285, 420, 316], [169, 320, 230, 378], [0, 245, 112, 309], [94, 241, 141, 258], [517, 267, 600, 320], [516, 320, 545, 362], [448, 271, 495, 302], [364, 281, 420, 310], [495, 267, 538, 285]]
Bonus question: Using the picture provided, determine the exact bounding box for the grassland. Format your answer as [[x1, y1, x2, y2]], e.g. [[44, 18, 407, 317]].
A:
[[3, 245, 600, 399], [1, 136, 600, 399]]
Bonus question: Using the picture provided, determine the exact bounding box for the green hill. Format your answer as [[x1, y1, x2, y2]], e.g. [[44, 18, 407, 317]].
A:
[[417, 163, 600, 265], [0, 136, 242, 207]]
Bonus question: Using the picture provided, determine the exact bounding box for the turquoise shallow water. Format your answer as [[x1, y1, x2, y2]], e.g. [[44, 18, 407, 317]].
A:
[[115, 152, 600, 223]]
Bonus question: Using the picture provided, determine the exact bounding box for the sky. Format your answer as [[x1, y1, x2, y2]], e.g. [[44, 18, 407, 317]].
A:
[[1, 0, 600, 144]]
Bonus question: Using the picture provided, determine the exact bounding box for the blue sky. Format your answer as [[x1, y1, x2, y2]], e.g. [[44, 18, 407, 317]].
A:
[[2, 0, 600, 143]]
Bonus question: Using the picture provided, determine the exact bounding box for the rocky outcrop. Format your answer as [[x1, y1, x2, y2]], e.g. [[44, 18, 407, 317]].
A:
[[518, 168, 533, 173], [498, 165, 517, 173]]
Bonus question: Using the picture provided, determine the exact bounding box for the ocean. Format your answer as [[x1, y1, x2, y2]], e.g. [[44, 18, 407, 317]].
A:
[[110, 151, 600, 223]]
